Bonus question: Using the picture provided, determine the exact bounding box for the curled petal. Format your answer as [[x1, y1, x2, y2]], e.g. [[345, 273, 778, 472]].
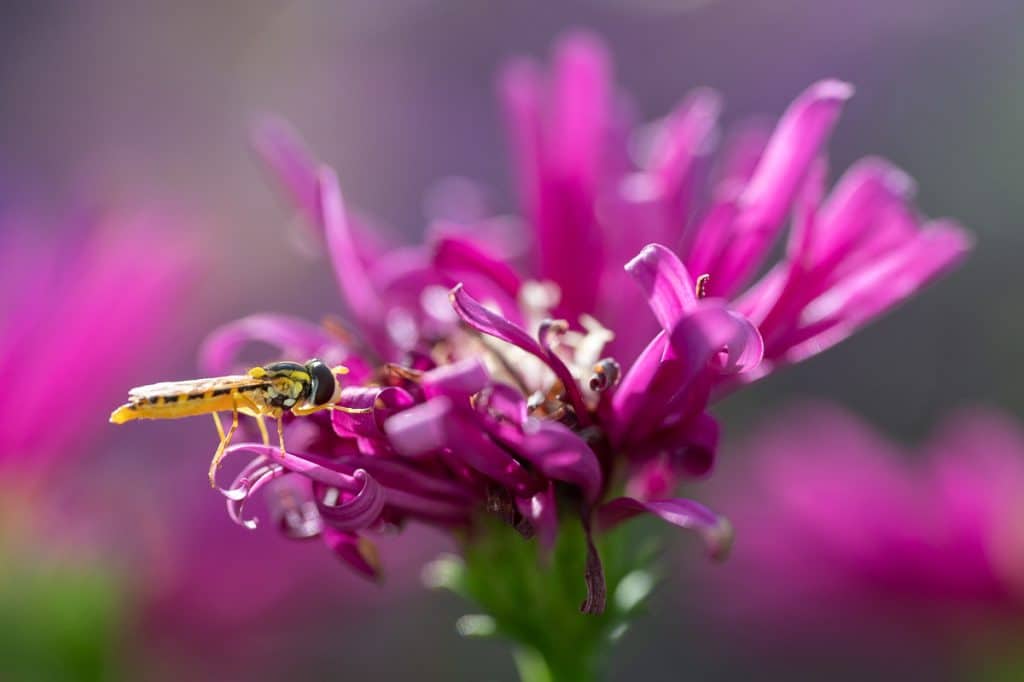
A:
[[223, 460, 287, 529], [224, 443, 362, 492], [625, 243, 698, 330], [315, 469, 386, 531], [332, 386, 416, 438], [598, 497, 733, 561], [200, 314, 340, 374], [322, 527, 381, 580], [613, 303, 763, 439]]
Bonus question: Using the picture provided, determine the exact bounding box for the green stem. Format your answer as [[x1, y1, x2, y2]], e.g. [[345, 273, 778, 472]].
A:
[[513, 645, 596, 682]]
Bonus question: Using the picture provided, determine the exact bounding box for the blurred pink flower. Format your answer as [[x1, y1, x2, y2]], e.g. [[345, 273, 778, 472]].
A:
[[0, 209, 195, 487], [704, 405, 1024, 648], [190, 32, 971, 613]]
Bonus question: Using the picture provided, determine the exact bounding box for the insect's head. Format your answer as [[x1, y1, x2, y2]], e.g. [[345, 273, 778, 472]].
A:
[[248, 359, 346, 409], [305, 358, 345, 406]]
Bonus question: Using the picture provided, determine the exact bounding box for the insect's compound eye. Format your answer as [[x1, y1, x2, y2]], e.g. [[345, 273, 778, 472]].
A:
[[307, 359, 337, 406]]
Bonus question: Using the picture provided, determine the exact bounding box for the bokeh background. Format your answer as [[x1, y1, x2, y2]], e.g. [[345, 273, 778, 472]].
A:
[[0, 0, 1021, 679]]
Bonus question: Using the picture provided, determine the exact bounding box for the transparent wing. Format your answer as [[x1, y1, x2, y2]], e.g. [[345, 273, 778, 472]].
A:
[[127, 374, 257, 400]]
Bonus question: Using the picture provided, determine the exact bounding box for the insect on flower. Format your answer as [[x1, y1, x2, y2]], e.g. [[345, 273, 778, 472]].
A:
[[109, 359, 349, 485]]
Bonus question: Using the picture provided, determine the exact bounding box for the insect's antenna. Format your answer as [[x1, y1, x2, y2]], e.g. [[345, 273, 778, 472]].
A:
[[332, 365, 350, 375]]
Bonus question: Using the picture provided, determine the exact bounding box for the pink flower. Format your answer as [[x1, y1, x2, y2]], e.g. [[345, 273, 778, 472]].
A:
[[703, 404, 1024, 649], [0, 209, 196, 484], [196, 32, 970, 614]]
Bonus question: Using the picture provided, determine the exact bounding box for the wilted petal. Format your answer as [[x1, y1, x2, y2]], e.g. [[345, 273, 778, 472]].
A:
[[322, 527, 381, 580], [598, 496, 733, 560], [516, 484, 558, 550]]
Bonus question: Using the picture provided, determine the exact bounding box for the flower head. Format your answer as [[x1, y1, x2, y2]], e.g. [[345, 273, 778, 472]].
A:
[[703, 405, 1024, 650], [200, 32, 970, 614]]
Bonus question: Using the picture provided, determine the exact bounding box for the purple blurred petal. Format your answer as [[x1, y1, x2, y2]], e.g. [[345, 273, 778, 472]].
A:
[[493, 418, 603, 503], [252, 116, 321, 225], [199, 313, 341, 374], [421, 358, 490, 400]]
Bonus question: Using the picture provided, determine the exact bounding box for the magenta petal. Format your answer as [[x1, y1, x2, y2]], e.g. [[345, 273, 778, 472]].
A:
[[496, 418, 603, 503], [449, 283, 543, 355], [384, 397, 543, 497], [251, 116, 321, 225], [647, 88, 721, 206], [432, 235, 522, 300], [625, 243, 699, 330], [223, 460, 287, 530], [715, 80, 854, 295], [322, 527, 381, 579], [613, 303, 763, 436], [315, 469, 386, 531], [787, 222, 972, 364], [450, 285, 589, 421], [332, 386, 416, 438], [199, 314, 340, 374], [421, 358, 490, 400], [223, 443, 362, 492], [597, 496, 733, 560], [317, 166, 386, 349]]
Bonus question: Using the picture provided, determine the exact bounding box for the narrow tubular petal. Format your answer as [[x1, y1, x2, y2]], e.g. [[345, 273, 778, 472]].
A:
[[224, 461, 287, 529], [332, 386, 416, 438], [251, 116, 321, 225], [384, 397, 544, 497], [597, 497, 733, 560], [199, 313, 339, 374], [318, 166, 386, 349], [315, 470, 386, 531], [421, 358, 490, 400], [494, 418, 603, 503], [625, 243, 699, 330], [224, 443, 362, 492], [715, 80, 854, 295]]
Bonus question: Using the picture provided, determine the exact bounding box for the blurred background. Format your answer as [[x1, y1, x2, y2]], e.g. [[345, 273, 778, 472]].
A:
[[0, 0, 1021, 679]]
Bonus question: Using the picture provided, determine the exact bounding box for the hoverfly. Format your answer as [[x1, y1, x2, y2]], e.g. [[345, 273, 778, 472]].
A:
[[110, 359, 348, 486]]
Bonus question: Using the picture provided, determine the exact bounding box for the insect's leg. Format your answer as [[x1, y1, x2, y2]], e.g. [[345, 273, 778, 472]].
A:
[[276, 415, 286, 455], [212, 412, 226, 441], [208, 402, 240, 488], [254, 414, 270, 446]]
